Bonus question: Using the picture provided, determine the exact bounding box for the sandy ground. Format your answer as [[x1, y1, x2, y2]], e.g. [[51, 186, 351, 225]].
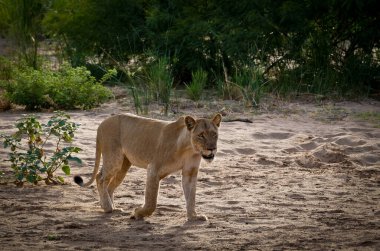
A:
[[0, 94, 379, 250]]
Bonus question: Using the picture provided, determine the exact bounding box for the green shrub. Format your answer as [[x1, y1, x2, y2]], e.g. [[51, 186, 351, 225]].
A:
[[50, 65, 115, 109], [186, 69, 208, 101], [5, 67, 51, 110], [0, 112, 82, 185], [4, 64, 114, 110]]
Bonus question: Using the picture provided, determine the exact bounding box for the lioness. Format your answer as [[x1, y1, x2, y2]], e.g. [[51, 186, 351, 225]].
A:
[[74, 113, 221, 221]]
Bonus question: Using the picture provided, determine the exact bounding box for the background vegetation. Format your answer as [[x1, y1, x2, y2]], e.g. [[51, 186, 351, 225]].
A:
[[0, 0, 379, 111]]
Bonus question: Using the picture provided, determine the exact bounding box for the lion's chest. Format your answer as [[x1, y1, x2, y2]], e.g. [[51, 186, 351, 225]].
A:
[[157, 153, 201, 179]]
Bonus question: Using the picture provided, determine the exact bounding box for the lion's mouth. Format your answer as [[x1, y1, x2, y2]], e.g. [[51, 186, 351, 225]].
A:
[[202, 154, 215, 160]]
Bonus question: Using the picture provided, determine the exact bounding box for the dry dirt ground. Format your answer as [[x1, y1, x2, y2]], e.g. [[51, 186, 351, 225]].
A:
[[0, 95, 379, 250]]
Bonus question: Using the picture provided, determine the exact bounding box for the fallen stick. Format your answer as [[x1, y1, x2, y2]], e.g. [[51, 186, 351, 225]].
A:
[[223, 118, 253, 123]]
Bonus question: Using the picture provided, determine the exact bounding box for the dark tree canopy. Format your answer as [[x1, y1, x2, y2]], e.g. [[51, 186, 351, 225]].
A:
[[1, 0, 379, 95]]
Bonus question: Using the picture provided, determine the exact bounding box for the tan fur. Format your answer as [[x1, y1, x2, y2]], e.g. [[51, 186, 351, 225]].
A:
[[75, 113, 221, 221]]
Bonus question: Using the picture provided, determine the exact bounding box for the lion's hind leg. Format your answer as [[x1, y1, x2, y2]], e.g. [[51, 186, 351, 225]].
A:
[[108, 157, 131, 209], [96, 153, 124, 213]]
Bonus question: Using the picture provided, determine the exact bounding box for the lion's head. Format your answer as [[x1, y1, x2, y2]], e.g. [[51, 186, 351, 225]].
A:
[[185, 114, 222, 162]]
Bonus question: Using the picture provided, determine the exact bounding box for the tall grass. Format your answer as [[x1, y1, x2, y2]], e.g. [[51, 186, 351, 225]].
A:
[[129, 84, 142, 114], [186, 69, 208, 101], [147, 56, 173, 115], [233, 67, 266, 107], [128, 74, 151, 115]]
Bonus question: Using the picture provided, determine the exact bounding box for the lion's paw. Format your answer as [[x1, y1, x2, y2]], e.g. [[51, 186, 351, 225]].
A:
[[188, 214, 208, 222], [102, 206, 114, 213], [113, 208, 125, 213], [130, 207, 145, 220]]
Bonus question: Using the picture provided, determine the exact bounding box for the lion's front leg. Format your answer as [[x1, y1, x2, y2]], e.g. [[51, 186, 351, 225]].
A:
[[182, 165, 207, 221], [132, 165, 160, 219]]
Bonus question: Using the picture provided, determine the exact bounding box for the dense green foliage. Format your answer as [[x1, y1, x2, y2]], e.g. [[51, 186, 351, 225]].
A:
[[3, 64, 114, 110], [0, 112, 82, 185], [1, 0, 379, 99], [42, 0, 146, 66]]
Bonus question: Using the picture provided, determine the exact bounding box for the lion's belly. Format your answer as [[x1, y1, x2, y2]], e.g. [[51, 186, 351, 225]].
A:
[[124, 151, 150, 169]]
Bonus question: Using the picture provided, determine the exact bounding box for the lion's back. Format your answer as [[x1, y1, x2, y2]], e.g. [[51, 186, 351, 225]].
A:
[[97, 114, 170, 167]]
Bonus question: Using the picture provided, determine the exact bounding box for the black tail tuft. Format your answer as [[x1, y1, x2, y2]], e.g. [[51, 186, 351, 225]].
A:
[[74, 176, 84, 186]]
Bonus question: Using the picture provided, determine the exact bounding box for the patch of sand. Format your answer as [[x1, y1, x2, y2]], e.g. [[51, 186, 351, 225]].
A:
[[0, 97, 379, 250]]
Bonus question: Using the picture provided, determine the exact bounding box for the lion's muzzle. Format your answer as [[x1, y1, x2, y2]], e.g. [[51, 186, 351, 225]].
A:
[[201, 148, 216, 162]]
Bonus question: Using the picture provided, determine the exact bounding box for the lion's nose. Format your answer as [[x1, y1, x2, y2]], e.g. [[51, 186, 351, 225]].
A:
[[207, 148, 217, 153]]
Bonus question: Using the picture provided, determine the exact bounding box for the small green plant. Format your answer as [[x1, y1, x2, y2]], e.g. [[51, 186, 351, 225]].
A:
[[46, 233, 61, 241], [186, 69, 208, 101], [0, 111, 82, 186]]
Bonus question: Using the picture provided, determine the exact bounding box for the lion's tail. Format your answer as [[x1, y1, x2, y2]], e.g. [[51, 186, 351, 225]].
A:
[[74, 134, 101, 187]]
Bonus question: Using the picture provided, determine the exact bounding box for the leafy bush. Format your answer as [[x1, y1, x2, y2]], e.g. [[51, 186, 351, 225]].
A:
[[0, 112, 82, 185], [4, 67, 51, 110], [186, 69, 208, 101], [49, 65, 115, 109], [4, 64, 114, 110]]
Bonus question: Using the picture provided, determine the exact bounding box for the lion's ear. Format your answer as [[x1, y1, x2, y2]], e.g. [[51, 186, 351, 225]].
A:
[[185, 116, 196, 131], [212, 113, 222, 127]]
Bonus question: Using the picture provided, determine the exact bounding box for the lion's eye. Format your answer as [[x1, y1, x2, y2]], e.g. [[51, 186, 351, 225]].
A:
[[198, 134, 205, 139], [209, 133, 217, 138]]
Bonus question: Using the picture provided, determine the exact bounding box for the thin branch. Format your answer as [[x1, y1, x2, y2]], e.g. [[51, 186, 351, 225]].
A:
[[223, 118, 253, 123]]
